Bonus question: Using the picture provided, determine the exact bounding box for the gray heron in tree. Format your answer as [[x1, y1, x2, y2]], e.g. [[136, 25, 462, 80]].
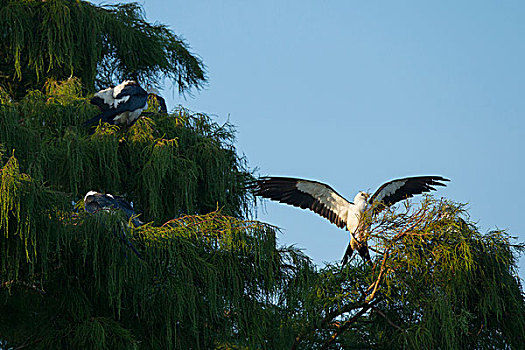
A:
[[83, 191, 143, 259], [249, 176, 449, 265], [85, 80, 149, 130]]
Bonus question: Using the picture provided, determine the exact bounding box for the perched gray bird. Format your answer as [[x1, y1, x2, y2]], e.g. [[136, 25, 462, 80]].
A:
[[85, 80, 148, 129], [249, 176, 449, 265], [83, 191, 143, 259]]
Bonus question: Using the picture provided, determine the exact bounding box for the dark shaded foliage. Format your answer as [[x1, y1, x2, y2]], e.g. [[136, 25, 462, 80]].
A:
[[0, 0, 206, 99]]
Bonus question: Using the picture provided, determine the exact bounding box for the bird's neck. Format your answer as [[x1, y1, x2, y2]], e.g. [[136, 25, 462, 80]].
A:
[[354, 198, 367, 213]]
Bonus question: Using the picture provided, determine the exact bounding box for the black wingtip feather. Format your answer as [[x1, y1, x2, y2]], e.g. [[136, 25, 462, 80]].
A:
[[370, 175, 450, 212], [248, 176, 349, 229]]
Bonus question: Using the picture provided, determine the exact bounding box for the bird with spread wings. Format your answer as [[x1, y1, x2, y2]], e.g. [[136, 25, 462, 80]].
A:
[[249, 176, 449, 265]]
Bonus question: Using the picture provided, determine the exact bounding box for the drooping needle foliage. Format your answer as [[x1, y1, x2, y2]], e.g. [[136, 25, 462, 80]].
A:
[[0, 79, 317, 349], [0, 0, 206, 99], [287, 200, 525, 349], [0, 1, 523, 349], [0, 78, 251, 224], [1, 143, 523, 349], [0, 152, 314, 348]]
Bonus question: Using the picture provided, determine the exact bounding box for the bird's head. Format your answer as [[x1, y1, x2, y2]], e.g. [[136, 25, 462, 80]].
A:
[[147, 86, 160, 96], [84, 190, 99, 203], [354, 191, 369, 203]]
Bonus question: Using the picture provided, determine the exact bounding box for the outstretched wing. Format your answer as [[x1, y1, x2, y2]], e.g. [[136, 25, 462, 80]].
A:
[[248, 177, 353, 229], [370, 176, 449, 212]]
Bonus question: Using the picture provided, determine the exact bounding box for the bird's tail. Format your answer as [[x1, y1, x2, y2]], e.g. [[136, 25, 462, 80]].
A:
[[83, 113, 104, 127], [83, 108, 117, 127], [341, 242, 354, 266], [125, 237, 143, 260], [341, 237, 371, 266], [114, 227, 143, 260], [357, 244, 371, 264]]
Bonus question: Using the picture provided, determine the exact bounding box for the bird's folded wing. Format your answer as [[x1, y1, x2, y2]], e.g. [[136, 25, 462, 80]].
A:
[[114, 84, 147, 100], [89, 87, 115, 115], [248, 177, 352, 229], [90, 96, 111, 112]]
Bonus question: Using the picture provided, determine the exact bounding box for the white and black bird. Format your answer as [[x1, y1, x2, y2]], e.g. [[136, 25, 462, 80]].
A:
[[84, 191, 143, 227], [84, 80, 148, 129], [84, 191, 144, 259], [249, 176, 449, 265]]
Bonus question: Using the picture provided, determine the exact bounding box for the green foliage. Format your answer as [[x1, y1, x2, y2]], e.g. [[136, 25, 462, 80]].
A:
[[0, 82, 524, 348], [0, 78, 251, 224], [0, 177, 304, 349], [1, 86, 524, 349], [0, 153, 69, 284], [0, 77, 315, 349], [0, 0, 206, 99], [287, 199, 525, 349], [0, 6, 524, 347]]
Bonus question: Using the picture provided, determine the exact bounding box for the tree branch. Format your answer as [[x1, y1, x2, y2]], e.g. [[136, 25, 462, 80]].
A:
[[13, 336, 44, 350], [320, 304, 373, 349], [371, 306, 403, 331], [1, 280, 46, 296], [291, 299, 380, 350]]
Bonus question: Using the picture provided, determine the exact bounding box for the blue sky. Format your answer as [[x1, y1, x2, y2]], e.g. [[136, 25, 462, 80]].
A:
[[104, 1, 524, 277]]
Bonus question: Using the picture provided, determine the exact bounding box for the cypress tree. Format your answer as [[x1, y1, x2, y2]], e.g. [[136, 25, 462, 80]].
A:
[[0, 0, 206, 99], [0, 1, 523, 349]]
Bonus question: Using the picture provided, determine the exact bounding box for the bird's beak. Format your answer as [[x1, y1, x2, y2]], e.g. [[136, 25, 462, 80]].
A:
[[364, 193, 370, 200]]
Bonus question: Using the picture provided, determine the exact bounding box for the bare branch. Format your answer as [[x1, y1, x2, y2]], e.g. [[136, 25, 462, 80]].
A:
[[320, 304, 373, 349], [1, 280, 46, 296], [371, 306, 403, 331]]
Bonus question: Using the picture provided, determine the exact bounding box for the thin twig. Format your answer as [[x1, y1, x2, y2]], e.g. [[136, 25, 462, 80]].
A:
[[371, 306, 403, 331], [366, 251, 389, 296], [320, 304, 373, 349], [1, 280, 46, 295], [291, 302, 369, 350]]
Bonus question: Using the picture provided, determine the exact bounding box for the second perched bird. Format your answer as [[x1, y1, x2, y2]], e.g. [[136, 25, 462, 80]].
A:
[[249, 175, 449, 265], [84, 191, 144, 259], [84, 191, 143, 227]]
